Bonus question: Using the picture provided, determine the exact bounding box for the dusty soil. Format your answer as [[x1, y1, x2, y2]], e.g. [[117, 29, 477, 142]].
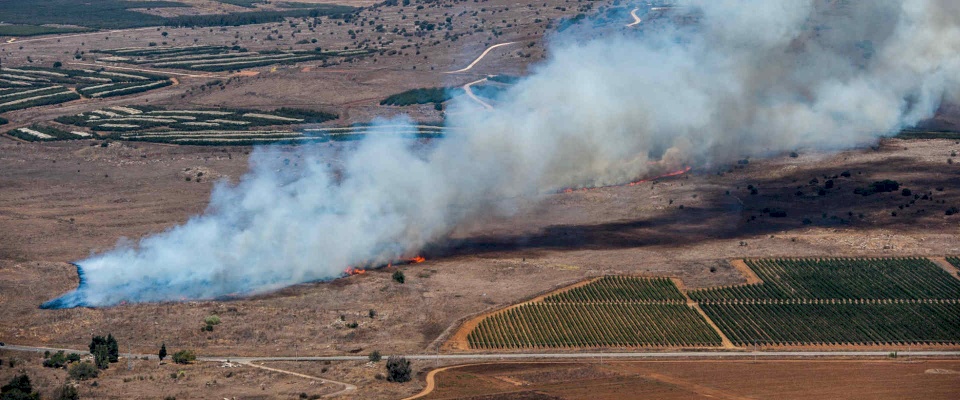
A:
[[419, 360, 960, 400], [0, 349, 336, 400]]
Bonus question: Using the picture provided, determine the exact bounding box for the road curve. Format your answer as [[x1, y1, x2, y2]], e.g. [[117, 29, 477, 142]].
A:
[[462, 78, 494, 110], [626, 8, 643, 27], [445, 42, 516, 74]]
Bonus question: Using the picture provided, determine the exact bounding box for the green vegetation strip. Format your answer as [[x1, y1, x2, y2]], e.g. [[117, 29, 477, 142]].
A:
[[94, 46, 373, 72]]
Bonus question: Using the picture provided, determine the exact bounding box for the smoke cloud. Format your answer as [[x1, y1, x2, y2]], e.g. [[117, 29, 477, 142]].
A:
[[44, 0, 960, 308]]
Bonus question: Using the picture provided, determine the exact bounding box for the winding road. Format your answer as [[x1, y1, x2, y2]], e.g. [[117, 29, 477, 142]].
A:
[[462, 77, 494, 110], [626, 8, 643, 27], [445, 42, 516, 74]]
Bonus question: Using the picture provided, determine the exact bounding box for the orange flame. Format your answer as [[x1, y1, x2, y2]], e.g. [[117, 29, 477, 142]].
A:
[[409, 256, 425, 263], [344, 267, 367, 275]]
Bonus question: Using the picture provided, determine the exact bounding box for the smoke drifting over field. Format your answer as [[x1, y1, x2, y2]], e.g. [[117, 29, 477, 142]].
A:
[[45, 0, 960, 307]]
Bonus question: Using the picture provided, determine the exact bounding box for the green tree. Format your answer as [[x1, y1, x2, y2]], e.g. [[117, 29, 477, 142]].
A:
[[1, 374, 39, 400], [93, 345, 110, 370], [67, 362, 99, 381], [159, 343, 167, 361], [106, 334, 119, 362], [385, 356, 411, 383]]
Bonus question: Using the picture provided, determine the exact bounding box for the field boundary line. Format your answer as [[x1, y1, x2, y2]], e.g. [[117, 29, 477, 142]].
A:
[[729, 259, 762, 284], [443, 276, 602, 351], [928, 257, 960, 280], [674, 277, 736, 349]]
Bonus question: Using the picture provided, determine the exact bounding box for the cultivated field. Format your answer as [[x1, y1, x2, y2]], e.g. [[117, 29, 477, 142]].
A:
[[47, 105, 446, 144], [92, 44, 373, 72], [460, 258, 960, 350], [466, 277, 722, 349], [0, 66, 171, 113]]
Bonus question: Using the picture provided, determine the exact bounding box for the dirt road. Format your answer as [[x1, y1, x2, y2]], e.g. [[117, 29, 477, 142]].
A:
[[446, 42, 517, 74], [626, 8, 643, 27], [463, 78, 494, 110]]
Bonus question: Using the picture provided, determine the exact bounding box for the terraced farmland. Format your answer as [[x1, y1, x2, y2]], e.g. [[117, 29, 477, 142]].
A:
[[51, 106, 446, 145], [7, 124, 90, 141], [0, 66, 171, 113], [466, 277, 722, 349], [92, 45, 374, 72]]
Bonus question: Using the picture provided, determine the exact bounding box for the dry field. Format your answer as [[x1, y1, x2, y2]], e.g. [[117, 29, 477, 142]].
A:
[[417, 360, 960, 400], [1, 136, 959, 397], [1, 1, 960, 398]]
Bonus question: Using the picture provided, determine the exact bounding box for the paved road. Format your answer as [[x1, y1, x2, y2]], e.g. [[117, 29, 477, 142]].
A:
[[7, 343, 958, 362], [209, 350, 960, 363]]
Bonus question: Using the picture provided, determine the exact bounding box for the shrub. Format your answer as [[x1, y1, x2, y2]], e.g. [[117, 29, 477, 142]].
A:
[[53, 384, 79, 400], [368, 350, 382, 362], [946, 207, 959, 216], [68, 362, 99, 380], [385, 356, 411, 383], [392, 270, 405, 284], [901, 188, 912, 196], [854, 180, 899, 196], [159, 343, 167, 361], [66, 353, 81, 363], [43, 351, 68, 369], [172, 350, 196, 364]]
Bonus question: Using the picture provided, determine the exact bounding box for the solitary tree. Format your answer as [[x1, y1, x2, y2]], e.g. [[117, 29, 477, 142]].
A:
[[159, 343, 167, 361], [385, 356, 411, 383]]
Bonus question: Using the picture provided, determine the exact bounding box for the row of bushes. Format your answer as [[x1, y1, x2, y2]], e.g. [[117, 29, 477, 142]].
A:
[[0, 91, 80, 113], [380, 87, 463, 106]]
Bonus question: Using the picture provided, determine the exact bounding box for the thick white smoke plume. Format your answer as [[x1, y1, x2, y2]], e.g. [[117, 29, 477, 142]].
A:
[[45, 0, 959, 307]]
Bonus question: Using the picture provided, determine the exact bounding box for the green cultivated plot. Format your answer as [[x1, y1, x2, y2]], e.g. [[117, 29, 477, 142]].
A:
[[692, 258, 960, 346], [702, 302, 960, 346], [689, 258, 960, 301], [468, 277, 721, 349], [468, 303, 722, 349]]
